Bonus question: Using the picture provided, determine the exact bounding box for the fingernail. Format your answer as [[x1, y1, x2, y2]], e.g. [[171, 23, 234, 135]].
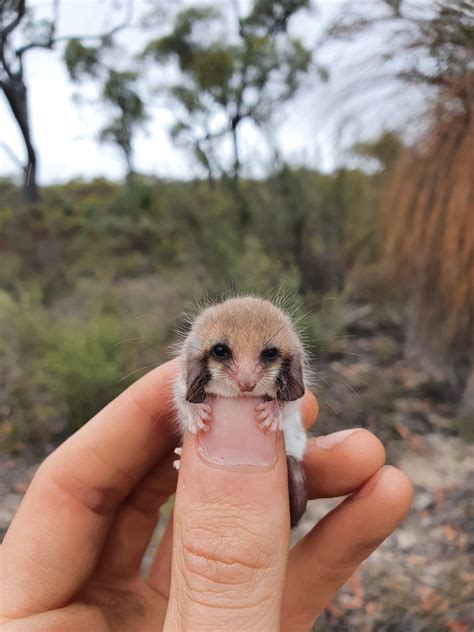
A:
[[351, 465, 390, 499], [198, 397, 278, 467], [316, 428, 362, 450]]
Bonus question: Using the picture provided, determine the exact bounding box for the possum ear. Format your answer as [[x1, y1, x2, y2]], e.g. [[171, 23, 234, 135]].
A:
[[185, 359, 211, 403], [276, 355, 305, 402]]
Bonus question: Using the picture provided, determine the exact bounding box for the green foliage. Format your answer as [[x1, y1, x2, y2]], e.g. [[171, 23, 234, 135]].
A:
[[0, 165, 380, 298], [244, 0, 310, 34], [103, 71, 144, 119], [0, 158, 385, 453], [248, 165, 378, 294], [0, 273, 193, 453], [143, 1, 312, 181], [0, 289, 126, 452], [99, 71, 148, 172], [43, 317, 124, 432], [146, 7, 222, 69], [352, 131, 405, 172], [64, 39, 101, 81], [299, 294, 346, 355], [64, 41, 147, 175]]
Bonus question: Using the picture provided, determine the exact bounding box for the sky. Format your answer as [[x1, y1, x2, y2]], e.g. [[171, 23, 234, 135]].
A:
[[0, 0, 424, 185]]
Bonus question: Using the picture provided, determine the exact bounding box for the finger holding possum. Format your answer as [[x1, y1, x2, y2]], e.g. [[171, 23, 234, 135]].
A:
[[1, 360, 179, 618], [304, 429, 386, 499], [282, 466, 413, 631], [164, 396, 290, 632]]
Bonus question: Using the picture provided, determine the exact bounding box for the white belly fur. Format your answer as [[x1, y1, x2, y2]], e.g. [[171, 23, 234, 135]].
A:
[[281, 399, 307, 461]]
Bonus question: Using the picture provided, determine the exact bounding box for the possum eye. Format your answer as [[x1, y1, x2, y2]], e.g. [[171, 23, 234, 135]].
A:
[[261, 346, 279, 362], [212, 343, 231, 360]]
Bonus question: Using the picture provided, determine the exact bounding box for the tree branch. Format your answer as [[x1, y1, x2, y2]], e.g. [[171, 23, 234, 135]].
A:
[[231, 0, 244, 37], [0, 47, 14, 79], [16, 40, 53, 58], [2, 0, 26, 39], [398, 69, 450, 88], [14, 0, 60, 59], [15, 0, 134, 58], [51, 0, 134, 44]]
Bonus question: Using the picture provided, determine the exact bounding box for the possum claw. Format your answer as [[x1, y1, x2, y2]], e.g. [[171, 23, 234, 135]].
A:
[[187, 403, 212, 434], [256, 400, 282, 433]]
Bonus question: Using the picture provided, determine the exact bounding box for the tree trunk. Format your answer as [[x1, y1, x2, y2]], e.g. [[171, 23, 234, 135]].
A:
[[23, 150, 37, 203], [231, 122, 240, 183], [123, 148, 135, 189], [2, 75, 38, 203]]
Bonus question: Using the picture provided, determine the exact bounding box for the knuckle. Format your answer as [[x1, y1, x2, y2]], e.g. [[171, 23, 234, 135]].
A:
[[37, 458, 120, 515], [308, 552, 357, 588], [179, 513, 276, 603]]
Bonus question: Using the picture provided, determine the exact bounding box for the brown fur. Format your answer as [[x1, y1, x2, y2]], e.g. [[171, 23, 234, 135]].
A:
[[191, 297, 302, 357], [182, 297, 305, 401]]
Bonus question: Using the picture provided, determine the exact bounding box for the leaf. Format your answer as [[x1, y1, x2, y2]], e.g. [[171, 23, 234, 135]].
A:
[[64, 39, 101, 81]]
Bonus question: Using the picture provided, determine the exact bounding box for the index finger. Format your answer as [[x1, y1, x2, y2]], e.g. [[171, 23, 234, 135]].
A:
[[0, 359, 179, 619]]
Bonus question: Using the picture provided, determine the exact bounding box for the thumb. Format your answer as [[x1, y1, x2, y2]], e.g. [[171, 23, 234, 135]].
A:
[[164, 396, 290, 631]]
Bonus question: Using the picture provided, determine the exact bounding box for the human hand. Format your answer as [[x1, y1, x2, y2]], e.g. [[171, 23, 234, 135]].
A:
[[0, 359, 413, 631]]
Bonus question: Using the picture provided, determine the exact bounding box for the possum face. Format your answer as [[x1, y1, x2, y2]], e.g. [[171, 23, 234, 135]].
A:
[[182, 297, 305, 402]]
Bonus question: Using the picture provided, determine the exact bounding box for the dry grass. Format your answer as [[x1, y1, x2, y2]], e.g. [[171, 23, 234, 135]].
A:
[[382, 77, 473, 365]]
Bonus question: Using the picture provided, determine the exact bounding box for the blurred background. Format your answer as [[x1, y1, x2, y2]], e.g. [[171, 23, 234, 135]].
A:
[[0, 0, 472, 629]]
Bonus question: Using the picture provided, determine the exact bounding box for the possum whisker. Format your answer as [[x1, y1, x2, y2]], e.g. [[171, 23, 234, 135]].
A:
[[319, 372, 362, 400], [115, 336, 162, 347], [315, 350, 364, 358], [117, 363, 160, 384], [314, 390, 340, 415], [330, 373, 365, 396], [134, 314, 161, 321], [313, 334, 357, 342], [305, 296, 340, 309]]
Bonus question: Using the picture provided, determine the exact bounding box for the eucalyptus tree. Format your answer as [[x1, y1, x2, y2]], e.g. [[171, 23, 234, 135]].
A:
[[143, 0, 313, 185], [64, 40, 147, 180], [0, 0, 134, 202]]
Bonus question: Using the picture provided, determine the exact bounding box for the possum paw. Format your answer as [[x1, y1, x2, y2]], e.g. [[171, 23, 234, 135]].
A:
[[255, 400, 282, 433], [187, 403, 212, 434], [173, 447, 182, 471]]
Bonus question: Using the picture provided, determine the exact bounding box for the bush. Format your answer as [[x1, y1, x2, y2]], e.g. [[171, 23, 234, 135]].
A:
[[43, 317, 125, 433], [0, 269, 206, 452], [0, 290, 129, 452], [0, 165, 405, 454]]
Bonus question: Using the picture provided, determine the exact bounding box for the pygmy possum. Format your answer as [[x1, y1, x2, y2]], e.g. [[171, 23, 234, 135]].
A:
[[173, 296, 309, 528]]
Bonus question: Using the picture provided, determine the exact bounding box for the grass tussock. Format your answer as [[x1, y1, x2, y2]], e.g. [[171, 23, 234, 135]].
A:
[[383, 80, 473, 366]]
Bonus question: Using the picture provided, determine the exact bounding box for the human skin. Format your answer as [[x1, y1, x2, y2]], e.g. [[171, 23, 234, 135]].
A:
[[0, 359, 413, 631]]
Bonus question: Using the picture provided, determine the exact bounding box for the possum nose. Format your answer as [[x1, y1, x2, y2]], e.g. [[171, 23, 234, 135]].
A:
[[238, 380, 257, 393]]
